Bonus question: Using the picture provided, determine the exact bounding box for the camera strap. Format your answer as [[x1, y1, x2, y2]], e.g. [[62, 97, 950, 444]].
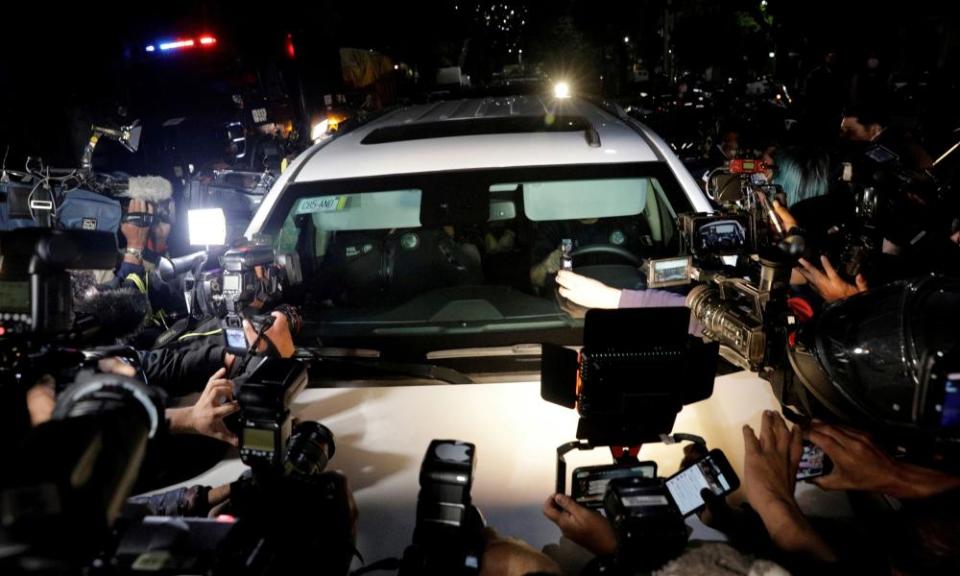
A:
[[122, 211, 154, 228]]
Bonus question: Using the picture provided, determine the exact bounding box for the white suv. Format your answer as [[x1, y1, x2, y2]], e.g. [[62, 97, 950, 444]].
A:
[[246, 95, 713, 380]]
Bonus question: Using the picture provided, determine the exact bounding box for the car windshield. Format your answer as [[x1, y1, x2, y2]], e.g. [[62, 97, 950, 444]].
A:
[[264, 162, 692, 356]]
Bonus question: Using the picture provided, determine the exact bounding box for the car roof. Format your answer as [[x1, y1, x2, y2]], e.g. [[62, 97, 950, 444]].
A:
[[291, 96, 663, 183]]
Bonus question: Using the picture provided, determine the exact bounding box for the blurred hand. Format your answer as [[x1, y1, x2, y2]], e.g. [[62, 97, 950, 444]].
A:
[[556, 270, 622, 309], [743, 411, 835, 561], [796, 256, 868, 303], [243, 311, 295, 358], [742, 411, 803, 516], [97, 357, 137, 377], [121, 199, 153, 250], [542, 493, 617, 557], [26, 375, 56, 426], [481, 528, 560, 576], [772, 200, 799, 231], [531, 249, 564, 288], [170, 368, 239, 446], [805, 422, 907, 496], [542, 249, 563, 274], [149, 221, 172, 254]]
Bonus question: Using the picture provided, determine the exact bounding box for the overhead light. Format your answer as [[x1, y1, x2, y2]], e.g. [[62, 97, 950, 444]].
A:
[[624, 36, 630, 43], [769, 51, 776, 59], [553, 81, 572, 99], [188, 208, 227, 246]]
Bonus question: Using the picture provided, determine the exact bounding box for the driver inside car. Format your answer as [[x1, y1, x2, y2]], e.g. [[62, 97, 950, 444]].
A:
[[322, 226, 483, 307], [529, 216, 651, 292]]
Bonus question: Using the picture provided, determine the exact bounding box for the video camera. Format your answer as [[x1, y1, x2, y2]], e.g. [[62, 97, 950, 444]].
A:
[[0, 228, 147, 398], [783, 275, 960, 465], [640, 160, 805, 374]]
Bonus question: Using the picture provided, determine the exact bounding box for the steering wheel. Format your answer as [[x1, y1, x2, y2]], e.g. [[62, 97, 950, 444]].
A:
[[553, 244, 642, 317], [569, 244, 642, 267]]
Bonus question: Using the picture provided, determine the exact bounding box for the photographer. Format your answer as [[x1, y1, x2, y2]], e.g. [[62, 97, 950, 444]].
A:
[[138, 310, 295, 397], [116, 197, 188, 344], [540, 412, 835, 574]]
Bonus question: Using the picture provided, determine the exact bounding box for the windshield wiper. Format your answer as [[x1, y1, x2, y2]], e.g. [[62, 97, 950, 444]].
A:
[[297, 349, 474, 385]]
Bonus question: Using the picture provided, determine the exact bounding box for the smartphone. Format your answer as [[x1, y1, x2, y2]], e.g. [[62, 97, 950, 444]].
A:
[[665, 449, 739, 517], [572, 462, 657, 511], [561, 238, 573, 270], [796, 441, 833, 481]]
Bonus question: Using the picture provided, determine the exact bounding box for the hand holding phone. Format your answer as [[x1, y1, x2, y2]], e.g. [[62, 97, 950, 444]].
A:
[[561, 238, 573, 270], [796, 441, 833, 481], [665, 449, 739, 517]]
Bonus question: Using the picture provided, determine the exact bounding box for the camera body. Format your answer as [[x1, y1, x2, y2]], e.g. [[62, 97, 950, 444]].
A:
[[0, 229, 118, 337], [236, 357, 310, 469], [603, 476, 689, 572], [187, 240, 301, 355], [401, 440, 485, 576]]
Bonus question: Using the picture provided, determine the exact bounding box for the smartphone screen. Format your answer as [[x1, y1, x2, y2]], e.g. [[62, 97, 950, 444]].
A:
[[665, 449, 739, 517], [561, 238, 573, 270], [796, 441, 832, 481], [572, 463, 657, 510]]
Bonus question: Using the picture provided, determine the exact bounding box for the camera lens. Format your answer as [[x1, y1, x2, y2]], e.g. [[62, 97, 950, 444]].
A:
[[285, 421, 336, 477]]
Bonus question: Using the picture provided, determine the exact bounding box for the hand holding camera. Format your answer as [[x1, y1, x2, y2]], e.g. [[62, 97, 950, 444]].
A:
[[796, 255, 868, 302], [168, 367, 240, 446], [243, 311, 295, 358], [120, 199, 153, 263], [541, 493, 617, 557]]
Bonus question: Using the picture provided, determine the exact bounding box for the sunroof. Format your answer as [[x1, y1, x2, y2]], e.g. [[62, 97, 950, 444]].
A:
[[361, 115, 593, 145]]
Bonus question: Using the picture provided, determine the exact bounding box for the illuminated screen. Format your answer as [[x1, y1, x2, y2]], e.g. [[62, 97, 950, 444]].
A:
[[243, 427, 276, 452], [654, 259, 688, 281], [666, 455, 731, 516], [223, 274, 242, 292], [0, 281, 30, 313], [942, 374, 960, 429], [226, 328, 248, 349]]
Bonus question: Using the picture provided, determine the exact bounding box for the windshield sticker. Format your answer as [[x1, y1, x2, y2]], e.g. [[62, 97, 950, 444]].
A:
[[297, 195, 349, 214]]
